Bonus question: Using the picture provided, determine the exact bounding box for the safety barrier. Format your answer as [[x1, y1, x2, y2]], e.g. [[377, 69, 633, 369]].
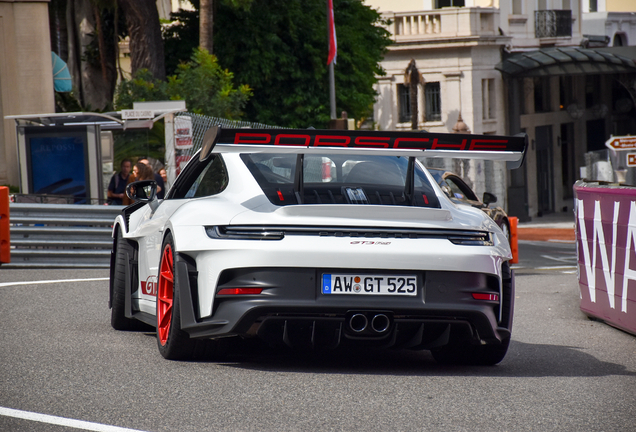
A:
[[5, 203, 123, 269], [574, 181, 636, 336], [0, 187, 9, 264], [509, 216, 518, 264]]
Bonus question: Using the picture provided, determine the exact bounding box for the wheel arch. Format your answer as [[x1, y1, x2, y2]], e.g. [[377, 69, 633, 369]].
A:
[[109, 221, 140, 311], [109, 222, 124, 309], [160, 228, 201, 331]]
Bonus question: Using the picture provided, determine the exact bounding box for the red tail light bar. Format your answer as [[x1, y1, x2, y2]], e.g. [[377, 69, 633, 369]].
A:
[[217, 288, 263, 296], [472, 293, 500, 301]]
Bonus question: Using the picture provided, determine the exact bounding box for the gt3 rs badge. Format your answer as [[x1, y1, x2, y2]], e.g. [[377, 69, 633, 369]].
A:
[[350, 241, 391, 245]]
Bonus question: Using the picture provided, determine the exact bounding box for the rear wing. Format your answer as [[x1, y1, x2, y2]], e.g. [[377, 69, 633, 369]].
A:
[[201, 128, 528, 169]]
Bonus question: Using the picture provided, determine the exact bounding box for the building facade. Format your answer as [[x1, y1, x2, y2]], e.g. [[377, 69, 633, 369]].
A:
[[371, 1, 512, 212], [582, 0, 636, 47], [0, 0, 55, 188], [369, 0, 636, 220]]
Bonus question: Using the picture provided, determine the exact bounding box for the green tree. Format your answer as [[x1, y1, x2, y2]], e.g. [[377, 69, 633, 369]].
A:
[[163, 7, 199, 75], [162, 0, 391, 128], [114, 48, 252, 119], [215, 0, 391, 128]]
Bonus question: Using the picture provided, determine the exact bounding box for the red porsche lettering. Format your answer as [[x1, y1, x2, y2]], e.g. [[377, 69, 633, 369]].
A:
[[393, 137, 429, 149], [314, 135, 351, 147], [431, 138, 467, 150], [234, 133, 271, 144], [353, 136, 391, 148], [469, 139, 508, 151], [274, 134, 311, 146]]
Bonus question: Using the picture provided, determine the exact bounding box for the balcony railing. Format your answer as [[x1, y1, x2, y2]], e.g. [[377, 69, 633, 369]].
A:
[[384, 8, 499, 42], [394, 13, 441, 36], [535, 10, 572, 38]]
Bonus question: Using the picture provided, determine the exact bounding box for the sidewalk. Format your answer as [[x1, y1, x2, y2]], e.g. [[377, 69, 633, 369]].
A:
[[516, 212, 576, 242]]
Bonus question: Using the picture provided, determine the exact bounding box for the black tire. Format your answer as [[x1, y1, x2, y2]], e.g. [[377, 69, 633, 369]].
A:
[[111, 229, 135, 330], [431, 338, 510, 366], [474, 338, 510, 365], [500, 220, 511, 244], [432, 262, 512, 366]]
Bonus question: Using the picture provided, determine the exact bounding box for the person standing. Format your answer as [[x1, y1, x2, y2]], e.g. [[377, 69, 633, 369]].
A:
[[107, 159, 132, 205], [123, 162, 154, 205], [139, 158, 165, 199], [159, 168, 169, 192]]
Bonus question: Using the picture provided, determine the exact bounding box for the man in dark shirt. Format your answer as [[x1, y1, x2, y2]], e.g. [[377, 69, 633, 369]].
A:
[[107, 159, 132, 205]]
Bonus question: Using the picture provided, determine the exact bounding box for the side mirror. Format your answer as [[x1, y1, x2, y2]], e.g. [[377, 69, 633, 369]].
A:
[[126, 180, 157, 202], [483, 192, 497, 205], [441, 184, 452, 198]]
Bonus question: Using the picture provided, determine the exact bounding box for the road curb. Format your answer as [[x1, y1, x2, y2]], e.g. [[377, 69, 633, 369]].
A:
[[517, 228, 575, 242]]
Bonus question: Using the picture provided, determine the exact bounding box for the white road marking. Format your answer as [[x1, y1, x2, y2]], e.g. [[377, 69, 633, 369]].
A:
[[540, 254, 577, 263], [0, 406, 147, 432], [536, 265, 578, 270], [0, 278, 109, 288]]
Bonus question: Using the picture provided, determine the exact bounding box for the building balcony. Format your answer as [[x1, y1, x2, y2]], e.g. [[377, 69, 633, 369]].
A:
[[383, 7, 503, 45], [535, 10, 572, 38]]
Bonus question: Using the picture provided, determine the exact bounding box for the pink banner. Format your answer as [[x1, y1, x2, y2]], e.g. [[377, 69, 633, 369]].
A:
[[574, 182, 636, 335]]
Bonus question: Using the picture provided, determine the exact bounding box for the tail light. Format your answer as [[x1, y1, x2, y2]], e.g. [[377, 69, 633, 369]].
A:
[[217, 288, 263, 295], [472, 293, 499, 301]]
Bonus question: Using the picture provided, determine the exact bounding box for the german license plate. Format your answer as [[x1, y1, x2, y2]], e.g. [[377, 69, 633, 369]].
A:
[[322, 274, 417, 296]]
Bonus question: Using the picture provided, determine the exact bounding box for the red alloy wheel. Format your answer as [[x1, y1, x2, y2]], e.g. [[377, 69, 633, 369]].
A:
[[157, 243, 174, 346]]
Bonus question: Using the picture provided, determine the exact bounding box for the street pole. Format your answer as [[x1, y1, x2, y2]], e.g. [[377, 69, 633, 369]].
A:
[[327, 0, 336, 120], [329, 62, 336, 120]]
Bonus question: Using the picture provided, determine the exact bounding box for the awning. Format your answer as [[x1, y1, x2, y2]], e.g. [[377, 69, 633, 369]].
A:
[[5, 110, 186, 130], [495, 47, 636, 77], [51, 52, 72, 92]]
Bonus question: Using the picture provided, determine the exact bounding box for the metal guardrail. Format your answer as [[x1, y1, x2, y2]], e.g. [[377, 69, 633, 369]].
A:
[[5, 203, 123, 269]]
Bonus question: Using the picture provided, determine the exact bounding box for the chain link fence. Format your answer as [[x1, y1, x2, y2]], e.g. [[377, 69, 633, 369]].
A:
[[170, 112, 283, 177], [175, 112, 282, 157]]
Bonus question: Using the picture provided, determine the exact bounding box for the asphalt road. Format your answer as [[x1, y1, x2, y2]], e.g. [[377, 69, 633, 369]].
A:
[[513, 240, 578, 275], [1, 257, 635, 431]]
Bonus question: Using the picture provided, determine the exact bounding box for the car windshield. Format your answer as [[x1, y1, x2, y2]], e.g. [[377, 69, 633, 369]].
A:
[[241, 153, 440, 208]]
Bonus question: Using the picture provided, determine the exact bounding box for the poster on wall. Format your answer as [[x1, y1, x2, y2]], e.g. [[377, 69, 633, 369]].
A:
[[174, 116, 193, 149], [175, 155, 191, 176], [25, 127, 90, 203]]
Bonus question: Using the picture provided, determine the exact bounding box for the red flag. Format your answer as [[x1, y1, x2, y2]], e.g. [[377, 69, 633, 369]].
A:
[[327, 0, 337, 65]]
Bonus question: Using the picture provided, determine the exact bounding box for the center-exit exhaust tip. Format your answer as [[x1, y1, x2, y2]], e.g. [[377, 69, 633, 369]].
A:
[[349, 313, 368, 332], [371, 314, 390, 333]]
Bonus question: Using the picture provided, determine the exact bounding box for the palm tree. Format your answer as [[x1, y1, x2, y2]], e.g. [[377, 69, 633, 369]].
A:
[[118, 0, 166, 80], [200, 0, 214, 53]]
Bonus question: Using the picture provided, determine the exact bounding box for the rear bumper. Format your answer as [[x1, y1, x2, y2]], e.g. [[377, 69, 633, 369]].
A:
[[177, 260, 513, 349]]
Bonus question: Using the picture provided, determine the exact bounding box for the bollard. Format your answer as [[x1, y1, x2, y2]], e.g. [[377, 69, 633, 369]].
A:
[[0, 186, 10, 264], [509, 216, 518, 264]]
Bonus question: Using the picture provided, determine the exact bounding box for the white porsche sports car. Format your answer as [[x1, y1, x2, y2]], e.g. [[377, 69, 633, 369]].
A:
[[109, 127, 526, 365]]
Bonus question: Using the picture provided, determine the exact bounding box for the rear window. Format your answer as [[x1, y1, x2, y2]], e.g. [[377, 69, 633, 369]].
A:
[[241, 153, 440, 208]]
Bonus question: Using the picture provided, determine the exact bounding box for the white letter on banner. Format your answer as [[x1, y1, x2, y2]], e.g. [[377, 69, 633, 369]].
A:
[[578, 199, 596, 302], [621, 201, 636, 313], [577, 199, 620, 307]]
